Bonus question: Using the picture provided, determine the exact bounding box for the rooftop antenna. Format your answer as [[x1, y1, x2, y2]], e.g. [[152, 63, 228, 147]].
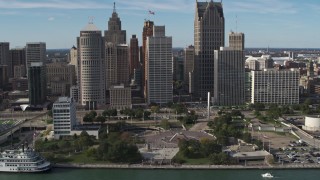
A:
[[236, 14, 238, 33], [113, 2, 116, 13], [88, 16, 95, 24]]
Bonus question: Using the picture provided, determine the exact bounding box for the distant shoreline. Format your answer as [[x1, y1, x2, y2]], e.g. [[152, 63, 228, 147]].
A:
[[53, 163, 320, 170]]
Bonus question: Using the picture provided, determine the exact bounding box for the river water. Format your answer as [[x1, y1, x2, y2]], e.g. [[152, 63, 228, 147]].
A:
[[0, 168, 319, 180]]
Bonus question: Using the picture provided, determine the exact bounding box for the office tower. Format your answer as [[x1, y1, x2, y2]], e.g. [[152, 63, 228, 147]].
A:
[[142, 20, 154, 98], [0, 42, 10, 77], [104, 3, 126, 44], [173, 57, 184, 82], [104, 3, 129, 89], [70, 85, 79, 103], [194, 0, 224, 99], [214, 32, 245, 106], [12, 77, 28, 91], [245, 69, 252, 103], [116, 44, 129, 85], [26, 42, 46, 77], [10, 48, 26, 77], [52, 97, 76, 139], [214, 47, 245, 106], [146, 26, 173, 104], [69, 46, 78, 79], [251, 69, 299, 105], [130, 35, 139, 79], [105, 42, 117, 89], [46, 62, 76, 96], [109, 85, 132, 110], [0, 65, 8, 90], [229, 32, 244, 50], [184, 45, 195, 86], [28, 62, 47, 106], [78, 22, 105, 108]]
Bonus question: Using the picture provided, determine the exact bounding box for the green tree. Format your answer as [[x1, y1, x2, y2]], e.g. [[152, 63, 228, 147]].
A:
[[96, 116, 106, 124]]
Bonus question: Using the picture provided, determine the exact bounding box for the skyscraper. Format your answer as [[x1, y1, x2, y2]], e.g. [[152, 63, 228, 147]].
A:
[[104, 3, 129, 89], [26, 42, 46, 77], [116, 44, 129, 86], [69, 46, 78, 79], [28, 62, 47, 106], [104, 3, 126, 44], [194, 0, 224, 99], [0, 42, 10, 77], [129, 35, 139, 79], [142, 20, 154, 98], [78, 22, 105, 109], [146, 26, 173, 104], [184, 45, 195, 87], [10, 48, 26, 77], [214, 32, 245, 106]]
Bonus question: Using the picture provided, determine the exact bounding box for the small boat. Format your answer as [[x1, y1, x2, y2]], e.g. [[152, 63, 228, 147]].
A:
[[261, 172, 274, 178]]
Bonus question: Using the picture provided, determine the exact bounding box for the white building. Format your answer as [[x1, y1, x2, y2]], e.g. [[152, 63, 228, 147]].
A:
[[52, 97, 77, 139], [78, 22, 105, 108], [251, 69, 299, 105], [146, 26, 173, 105], [246, 55, 274, 71], [303, 116, 320, 132]]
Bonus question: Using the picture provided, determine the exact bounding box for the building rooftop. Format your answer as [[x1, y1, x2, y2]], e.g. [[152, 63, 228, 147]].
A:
[[55, 97, 72, 103], [81, 23, 100, 31]]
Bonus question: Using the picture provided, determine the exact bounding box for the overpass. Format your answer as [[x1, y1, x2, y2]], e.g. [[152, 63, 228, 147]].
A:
[[0, 112, 47, 144]]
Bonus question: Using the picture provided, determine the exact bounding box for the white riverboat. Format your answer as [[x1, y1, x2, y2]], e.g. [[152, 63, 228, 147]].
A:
[[261, 172, 274, 178], [0, 147, 51, 172]]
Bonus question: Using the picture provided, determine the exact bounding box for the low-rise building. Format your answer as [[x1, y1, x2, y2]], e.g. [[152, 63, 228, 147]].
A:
[[109, 85, 132, 109]]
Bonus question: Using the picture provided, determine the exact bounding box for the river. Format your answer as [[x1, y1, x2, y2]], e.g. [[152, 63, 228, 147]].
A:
[[1, 168, 319, 180]]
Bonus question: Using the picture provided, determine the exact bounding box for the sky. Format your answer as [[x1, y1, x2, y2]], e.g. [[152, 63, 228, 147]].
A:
[[0, 0, 320, 49]]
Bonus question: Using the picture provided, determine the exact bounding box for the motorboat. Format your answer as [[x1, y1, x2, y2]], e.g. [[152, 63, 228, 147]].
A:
[[261, 172, 274, 178]]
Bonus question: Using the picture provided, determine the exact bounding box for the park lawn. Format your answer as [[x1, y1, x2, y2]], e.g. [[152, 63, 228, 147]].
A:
[[184, 157, 211, 165], [68, 152, 106, 164]]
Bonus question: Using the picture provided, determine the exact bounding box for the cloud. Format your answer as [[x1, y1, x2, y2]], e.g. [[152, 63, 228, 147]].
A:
[[225, 0, 297, 14], [48, 17, 55, 21]]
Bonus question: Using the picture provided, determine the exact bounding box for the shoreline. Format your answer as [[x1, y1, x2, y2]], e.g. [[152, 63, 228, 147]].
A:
[[53, 163, 320, 170]]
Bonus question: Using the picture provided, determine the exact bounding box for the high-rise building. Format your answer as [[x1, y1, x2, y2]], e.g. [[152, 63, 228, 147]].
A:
[[251, 69, 299, 105], [104, 4, 129, 89], [214, 32, 245, 106], [105, 42, 117, 89], [78, 22, 105, 108], [146, 26, 173, 105], [0, 65, 8, 90], [26, 42, 46, 77], [69, 46, 78, 80], [142, 20, 154, 98], [173, 57, 184, 82], [229, 32, 244, 51], [116, 44, 129, 86], [46, 62, 76, 96], [10, 48, 26, 77], [194, 1, 224, 99], [214, 47, 245, 106], [104, 3, 126, 44], [52, 97, 77, 139], [129, 35, 139, 79], [28, 62, 47, 106], [184, 45, 195, 86], [0, 42, 10, 77]]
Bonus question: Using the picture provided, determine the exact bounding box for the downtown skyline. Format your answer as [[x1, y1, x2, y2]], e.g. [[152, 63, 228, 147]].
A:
[[1, 0, 320, 49]]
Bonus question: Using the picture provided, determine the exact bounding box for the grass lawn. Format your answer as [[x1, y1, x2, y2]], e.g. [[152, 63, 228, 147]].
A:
[[174, 152, 211, 165], [68, 152, 105, 164]]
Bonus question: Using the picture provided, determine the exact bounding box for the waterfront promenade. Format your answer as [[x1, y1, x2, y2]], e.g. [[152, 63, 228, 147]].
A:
[[53, 163, 320, 170]]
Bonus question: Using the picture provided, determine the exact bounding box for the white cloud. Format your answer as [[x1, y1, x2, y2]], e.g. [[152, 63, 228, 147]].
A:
[[48, 17, 55, 21]]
